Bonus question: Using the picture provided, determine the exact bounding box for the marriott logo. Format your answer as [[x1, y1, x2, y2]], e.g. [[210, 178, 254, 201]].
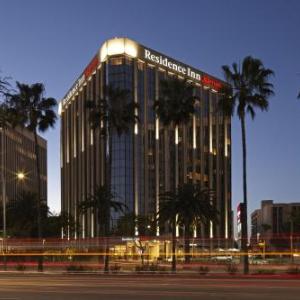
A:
[[144, 49, 201, 81]]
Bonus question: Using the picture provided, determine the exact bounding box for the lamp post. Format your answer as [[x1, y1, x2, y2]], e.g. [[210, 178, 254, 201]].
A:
[[1, 129, 6, 236], [2, 170, 25, 270], [1, 127, 6, 270]]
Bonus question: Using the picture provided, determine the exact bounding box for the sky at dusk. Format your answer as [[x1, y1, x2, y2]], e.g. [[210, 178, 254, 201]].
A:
[[0, 0, 299, 220]]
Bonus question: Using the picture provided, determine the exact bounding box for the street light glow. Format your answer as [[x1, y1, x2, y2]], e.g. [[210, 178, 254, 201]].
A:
[[17, 172, 25, 180]]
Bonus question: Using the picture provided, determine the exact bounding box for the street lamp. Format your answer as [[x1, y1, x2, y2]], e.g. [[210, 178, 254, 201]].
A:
[[17, 172, 25, 181]]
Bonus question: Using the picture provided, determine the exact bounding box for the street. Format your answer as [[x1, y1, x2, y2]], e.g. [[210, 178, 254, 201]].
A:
[[0, 274, 299, 300]]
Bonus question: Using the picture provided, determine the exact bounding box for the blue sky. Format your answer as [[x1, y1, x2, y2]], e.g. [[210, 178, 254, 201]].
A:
[[0, 0, 299, 219]]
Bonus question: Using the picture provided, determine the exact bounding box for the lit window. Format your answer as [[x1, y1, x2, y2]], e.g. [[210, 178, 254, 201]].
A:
[[110, 57, 123, 65]]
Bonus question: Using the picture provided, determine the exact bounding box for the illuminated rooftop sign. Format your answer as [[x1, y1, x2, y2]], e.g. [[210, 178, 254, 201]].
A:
[[144, 49, 201, 81], [61, 38, 224, 110], [201, 75, 222, 91]]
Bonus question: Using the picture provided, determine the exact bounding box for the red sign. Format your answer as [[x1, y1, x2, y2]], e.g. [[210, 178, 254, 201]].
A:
[[201, 75, 222, 91], [84, 55, 99, 78]]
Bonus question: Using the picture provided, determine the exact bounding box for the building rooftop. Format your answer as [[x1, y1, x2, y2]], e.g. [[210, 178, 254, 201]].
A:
[[60, 37, 226, 112]]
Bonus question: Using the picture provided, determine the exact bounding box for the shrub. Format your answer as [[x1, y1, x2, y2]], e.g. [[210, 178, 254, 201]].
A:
[[135, 263, 167, 273], [199, 266, 210, 275], [226, 264, 238, 275], [286, 267, 300, 274], [255, 269, 276, 275], [110, 264, 121, 273], [150, 264, 166, 273], [16, 264, 26, 271], [66, 264, 85, 272]]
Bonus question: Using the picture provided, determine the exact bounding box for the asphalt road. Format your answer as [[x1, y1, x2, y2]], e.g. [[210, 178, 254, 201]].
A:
[[0, 274, 299, 300]]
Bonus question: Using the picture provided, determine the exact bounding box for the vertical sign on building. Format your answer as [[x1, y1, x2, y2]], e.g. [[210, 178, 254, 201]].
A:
[[237, 203, 243, 249]]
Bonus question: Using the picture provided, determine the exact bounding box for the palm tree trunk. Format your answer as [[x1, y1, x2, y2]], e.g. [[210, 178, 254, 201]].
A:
[[104, 130, 112, 273], [184, 223, 191, 263], [172, 125, 179, 272], [241, 116, 249, 274], [175, 125, 179, 237], [34, 131, 43, 272], [104, 217, 110, 273], [172, 218, 177, 273]]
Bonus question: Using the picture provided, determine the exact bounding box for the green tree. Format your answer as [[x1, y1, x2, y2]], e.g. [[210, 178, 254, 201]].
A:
[[114, 212, 156, 265], [8, 82, 57, 271], [218, 56, 274, 274], [176, 184, 217, 263], [79, 185, 125, 273], [114, 212, 155, 237], [261, 223, 271, 233], [6, 191, 48, 237], [0, 75, 10, 97], [44, 212, 78, 238], [158, 183, 217, 269], [153, 77, 198, 270]]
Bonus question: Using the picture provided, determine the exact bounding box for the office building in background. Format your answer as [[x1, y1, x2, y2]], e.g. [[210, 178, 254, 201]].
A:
[[0, 127, 47, 205], [251, 200, 300, 250]]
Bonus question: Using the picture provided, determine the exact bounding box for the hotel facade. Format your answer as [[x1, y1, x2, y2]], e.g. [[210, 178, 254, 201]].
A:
[[60, 38, 232, 242]]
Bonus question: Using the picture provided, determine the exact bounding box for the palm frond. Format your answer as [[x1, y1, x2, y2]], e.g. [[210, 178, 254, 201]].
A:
[[154, 78, 195, 128], [7, 82, 57, 133], [220, 56, 274, 120]]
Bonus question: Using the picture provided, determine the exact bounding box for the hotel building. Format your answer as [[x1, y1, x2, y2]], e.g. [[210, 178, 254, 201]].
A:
[[60, 38, 232, 242]]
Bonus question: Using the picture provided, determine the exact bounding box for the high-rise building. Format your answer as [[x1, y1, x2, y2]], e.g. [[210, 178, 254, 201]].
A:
[[59, 38, 232, 242], [0, 126, 47, 204]]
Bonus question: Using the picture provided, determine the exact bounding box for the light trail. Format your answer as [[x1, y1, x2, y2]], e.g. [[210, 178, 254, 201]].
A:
[[0, 251, 299, 256]]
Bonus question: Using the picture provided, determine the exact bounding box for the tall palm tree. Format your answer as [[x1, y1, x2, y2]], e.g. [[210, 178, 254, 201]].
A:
[[154, 77, 198, 239], [158, 183, 217, 269], [218, 56, 274, 274], [175, 184, 217, 263], [86, 85, 138, 240], [87, 84, 139, 188], [79, 185, 125, 273], [8, 82, 57, 271]]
